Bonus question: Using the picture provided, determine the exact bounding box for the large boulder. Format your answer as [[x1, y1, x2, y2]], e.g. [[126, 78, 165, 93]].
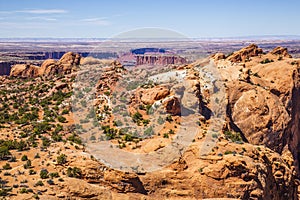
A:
[[140, 86, 170, 105], [10, 64, 39, 77]]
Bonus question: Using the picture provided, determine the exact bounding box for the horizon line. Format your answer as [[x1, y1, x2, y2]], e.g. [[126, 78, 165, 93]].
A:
[[0, 34, 300, 41]]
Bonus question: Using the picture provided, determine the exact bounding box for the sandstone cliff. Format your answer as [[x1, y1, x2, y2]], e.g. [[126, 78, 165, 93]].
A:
[[213, 44, 300, 178]]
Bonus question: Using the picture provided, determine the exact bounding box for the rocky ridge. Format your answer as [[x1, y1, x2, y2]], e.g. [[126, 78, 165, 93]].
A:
[[10, 52, 81, 78]]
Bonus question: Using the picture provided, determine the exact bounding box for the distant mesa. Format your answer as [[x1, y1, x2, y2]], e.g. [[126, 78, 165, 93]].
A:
[[131, 48, 166, 54], [119, 47, 187, 66]]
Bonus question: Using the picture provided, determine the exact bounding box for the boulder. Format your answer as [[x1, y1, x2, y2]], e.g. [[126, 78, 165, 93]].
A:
[[10, 64, 39, 77]]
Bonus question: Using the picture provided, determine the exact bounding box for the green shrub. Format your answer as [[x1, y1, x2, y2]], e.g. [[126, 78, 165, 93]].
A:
[[2, 163, 12, 170], [0, 146, 11, 160], [40, 169, 49, 179], [157, 116, 164, 125], [34, 153, 40, 159], [49, 172, 59, 178], [132, 112, 143, 123], [23, 160, 32, 169], [19, 188, 28, 194], [21, 155, 28, 161], [57, 154, 67, 165], [0, 188, 9, 196], [34, 180, 44, 187], [57, 116, 67, 123], [224, 131, 243, 143], [123, 134, 133, 142], [67, 167, 82, 178], [61, 109, 69, 115], [42, 137, 51, 147], [260, 58, 274, 64], [67, 133, 82, 145]]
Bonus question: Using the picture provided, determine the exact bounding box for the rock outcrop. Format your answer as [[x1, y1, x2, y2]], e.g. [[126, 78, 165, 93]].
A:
[[212, 44, 300, 178], [226, 44, 263, 62], [163, 96, 181, 115], [10, 52, 81, 77], [140, 86, 170, 105], [9, 64, 40, 78], [271, 46, 292, 58]]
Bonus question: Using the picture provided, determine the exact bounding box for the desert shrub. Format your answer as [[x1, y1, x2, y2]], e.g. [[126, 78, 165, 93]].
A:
[[67, 167, 82, 178], [67, 133, 82, 145], [34, 153, 40, 159], [224, 131, 243, 143], [21, 155, 28, 161], [40, 169, 49, 179], [29, 169, 36, 175], [166, 115, 173, 122], [142, 119, 150, 126], [0, 188, 9, 196], [253, 72, 261, 78], [19, 188, 28, 194], [51, 133, 62, 142], [57, 115, 67, 123], [101, 126, 118, 140], [49, 172, 59, 178], [260, 58, 274, 64], [42, 137, 51, 147], [61, 109, 69, 115], [0, 146, 11, 160], [34, 180, 44, 187], [2, 163, 12, 170], [23, 160, 32, 169], [57, 154, 67, 165], [123, 134, 134, 142], [132, 112, 143, 123], [33, 121, 52, 135], [47, 179, 55, 185], [157, 116, 164, 125]]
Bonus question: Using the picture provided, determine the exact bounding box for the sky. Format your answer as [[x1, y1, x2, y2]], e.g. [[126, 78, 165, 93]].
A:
[[0, 0, 299, 38]]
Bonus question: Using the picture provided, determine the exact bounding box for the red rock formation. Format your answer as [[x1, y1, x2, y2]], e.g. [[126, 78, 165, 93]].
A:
[[270, 46, 292, 58], [226, 44, 263, 62], [163, 96, 181, 115], [10, 52, 81, 77], [136, 55, 187, 66]]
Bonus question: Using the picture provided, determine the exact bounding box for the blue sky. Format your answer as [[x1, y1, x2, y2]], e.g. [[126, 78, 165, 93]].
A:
[[0, 0, 299, 38]]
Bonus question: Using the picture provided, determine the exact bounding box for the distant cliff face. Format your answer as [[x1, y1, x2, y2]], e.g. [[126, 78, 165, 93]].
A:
[[0, 61, 15, 75], [136, 55, 187, 66]]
